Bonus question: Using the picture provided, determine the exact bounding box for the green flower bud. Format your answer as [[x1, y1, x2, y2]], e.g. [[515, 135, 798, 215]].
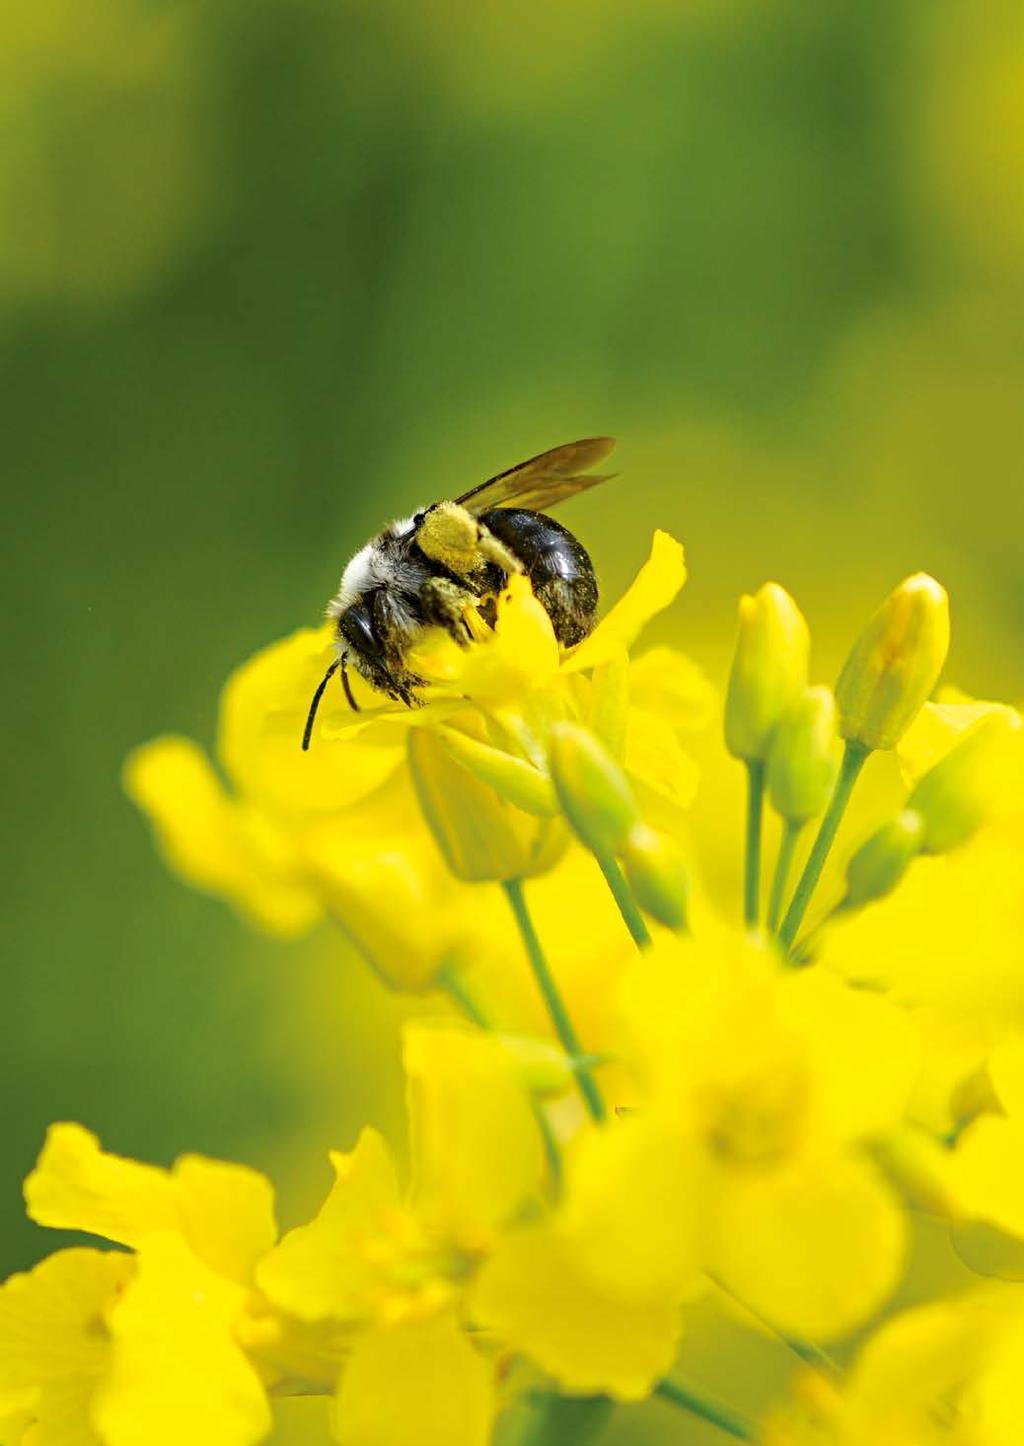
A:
[[435, 726, 559, 817], [766, 685, 839, 824], [621, 823, 690, 930], [835, 574, 950, 751], [907, 710, 1021, 854], [548, 722, 642, 858], [724, 583, 809, 761], [493, 1034, 575, 1099], [845, 809, 925, 907], [408, 730, 565, 882]]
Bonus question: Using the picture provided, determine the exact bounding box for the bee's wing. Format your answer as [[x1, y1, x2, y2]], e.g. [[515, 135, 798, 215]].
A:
[[455, 436, 617, 516]]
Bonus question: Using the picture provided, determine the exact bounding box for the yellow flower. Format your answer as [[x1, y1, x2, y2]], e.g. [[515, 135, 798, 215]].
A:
[[253, 1020, 544, 1443], [468, 933, 915, 1405], [257, 1021, 545, 1328], [579, 937, 912, 1341], [125, 531, 703, 968], [765, 1292, 1024, 1446], [4, 1123, 278, 1446], [3, 1027, 539, 1446]]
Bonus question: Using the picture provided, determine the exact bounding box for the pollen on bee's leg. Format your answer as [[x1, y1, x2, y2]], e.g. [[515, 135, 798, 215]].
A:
[[477, 528, 524, 576]]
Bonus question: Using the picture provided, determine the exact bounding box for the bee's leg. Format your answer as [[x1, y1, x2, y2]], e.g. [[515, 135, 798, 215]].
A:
[[420, 576, 479, 645], [339, 651, 360, 711], [370, 587, 428, 706]]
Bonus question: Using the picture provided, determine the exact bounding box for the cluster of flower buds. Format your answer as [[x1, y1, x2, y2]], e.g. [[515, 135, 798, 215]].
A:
[[724, 572, 957, 942]]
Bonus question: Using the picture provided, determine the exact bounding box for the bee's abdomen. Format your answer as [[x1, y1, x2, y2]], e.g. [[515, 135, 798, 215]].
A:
[[479, 508, 598, 647]]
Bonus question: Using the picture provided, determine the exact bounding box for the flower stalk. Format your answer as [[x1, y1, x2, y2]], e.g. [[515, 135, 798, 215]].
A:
[[743, 758, 766, 928], [503, 878, 607, 1122], [778, 739, 870, 951]]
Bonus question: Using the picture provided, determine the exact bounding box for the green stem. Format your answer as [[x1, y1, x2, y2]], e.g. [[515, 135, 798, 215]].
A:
[[518, 1394, 614, 1446], [438, 963, 563, 1189], [767, 818, 802, 934], [709, 1274, 841, 1377], [778, 740, 870, 952], [596, 854, 652, 949], [437, 963, 488, 1027], [654, 1377, 756, 1441], [504, 878, 607, 1123], [743, 759, 766, 929]]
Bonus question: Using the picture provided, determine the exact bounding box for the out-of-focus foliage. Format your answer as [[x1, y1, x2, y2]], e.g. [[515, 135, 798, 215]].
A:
[[3, 3, 1023, 1439]]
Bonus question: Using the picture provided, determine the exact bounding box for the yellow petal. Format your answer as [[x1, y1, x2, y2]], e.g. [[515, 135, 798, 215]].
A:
[[625, 708, 700, 811], [255, 1129, 401, 1323], [25, 1125, 277, 1285], [587, 652, 630, 757], [627, 647, 716, 732], [403, 1023, 543, 1250], [952, 1115, 1024, 1240], [975, 1313, 1024, 1445], [123, 737, 321, 936], [169, 1156, 277, 1285], [780, 970, 920, 1143], [0, 1248, 133, 1446], [407, 575, 560, 704], [564, 532, 686, 675], [305, 824, 471, 992], [711, 1157, 905, 1341], [897, 696, 1018, 784], [558, 1117, 704, 1306], [333, 1313, 492, 1446], [25, 1125, 177, 1250], [95, 1233, 270, 1446], [470, 1224, 681, 1401], [841, 1295, 1007, 1444], [988, 1034, 1024, 1118], [218, 627, 403, 817]]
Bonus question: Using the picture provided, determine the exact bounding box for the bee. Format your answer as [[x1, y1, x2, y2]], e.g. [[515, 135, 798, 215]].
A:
[[302, 436, 617, 749]]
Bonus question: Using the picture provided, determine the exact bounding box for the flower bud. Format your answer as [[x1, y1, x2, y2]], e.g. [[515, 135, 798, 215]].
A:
[[844, 810, 925, 907], [548, 722, 642, 858], [435, 725, 559, 818], [766, 686, 839, 824], [622, 824, 690, 930], [493, 1035, 575, 1098], [906, 710, 1022, 854], [724, 583, 809, 761], [408, 730, 565, 882], [835, 574, 950, 751]]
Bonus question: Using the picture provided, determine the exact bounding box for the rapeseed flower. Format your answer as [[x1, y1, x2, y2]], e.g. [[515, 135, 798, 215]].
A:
[[125, 531, 707, 983], [11, 510, 1024, 1445]]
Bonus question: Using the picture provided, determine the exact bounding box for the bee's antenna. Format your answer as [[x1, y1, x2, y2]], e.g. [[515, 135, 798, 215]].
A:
[[301, 659, 340, 752], [340, 651, 360, 713]]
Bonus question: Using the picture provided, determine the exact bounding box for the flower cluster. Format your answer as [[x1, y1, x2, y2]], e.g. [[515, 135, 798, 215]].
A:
[[4, 528, 1024, 1446]]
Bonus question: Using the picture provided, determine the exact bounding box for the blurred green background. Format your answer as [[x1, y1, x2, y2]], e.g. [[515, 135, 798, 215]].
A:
[[4, 0, 1024, 1436]]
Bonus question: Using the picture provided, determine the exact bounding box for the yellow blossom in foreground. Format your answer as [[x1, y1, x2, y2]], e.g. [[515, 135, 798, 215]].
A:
[[567, 937, 911, 1340], [764, 1292, 1024, 1446], [0, 1023, 550, 1446], [468, 933, 916, 1407], [3, 1123, 277, 1446]]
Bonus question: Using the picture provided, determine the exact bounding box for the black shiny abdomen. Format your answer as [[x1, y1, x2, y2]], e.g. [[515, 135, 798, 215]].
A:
[[480, 507, 598, 646]]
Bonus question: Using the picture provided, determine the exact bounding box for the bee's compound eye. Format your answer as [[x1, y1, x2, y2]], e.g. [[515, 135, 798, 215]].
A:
[[340, 599, 383, 660], [413, 510, 426, 527]]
